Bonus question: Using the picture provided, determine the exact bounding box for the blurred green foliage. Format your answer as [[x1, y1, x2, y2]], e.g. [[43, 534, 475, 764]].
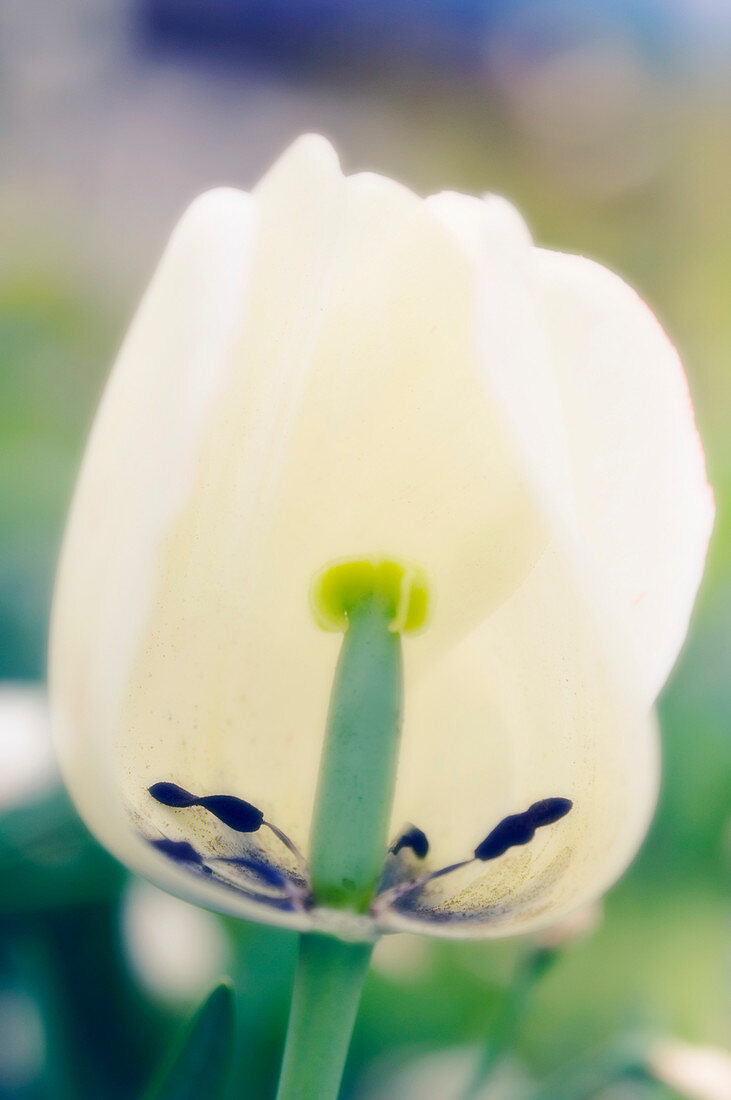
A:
[[1, 7, 729, 1098], [145, 981, 235, 1100]]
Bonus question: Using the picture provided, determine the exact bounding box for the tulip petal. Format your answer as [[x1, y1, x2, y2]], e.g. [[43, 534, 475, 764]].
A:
[[52, 135, 558, 931], [381, 539, 659, 938], [428, 196, 713, 704], [427, 190, 576, 548], [377, 196, 663, 935], [51, 137, 705, 938], [368, 194, 705, 937], [532, 251, 713, 703]]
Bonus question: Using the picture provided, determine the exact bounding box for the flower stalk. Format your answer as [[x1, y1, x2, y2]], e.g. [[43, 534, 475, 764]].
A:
[[276, 562, 423, 1098], [275, 935, 372, 1100], [309, 593, 403, 911], [460, 947, 559, 1100]]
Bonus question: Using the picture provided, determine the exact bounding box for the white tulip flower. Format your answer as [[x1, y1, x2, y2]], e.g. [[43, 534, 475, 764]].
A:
[[122, 880, 230, 1002], [649, 1040, 731, 1100], [0, 686, 56, 809], [49, 135, 712, 947]]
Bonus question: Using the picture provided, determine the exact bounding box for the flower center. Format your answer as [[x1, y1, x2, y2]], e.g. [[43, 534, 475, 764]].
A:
[[305, 558, 430, 910], [375, 797, 573, 914], [310, 558, 430, 634], [142, 557, 573, 926]]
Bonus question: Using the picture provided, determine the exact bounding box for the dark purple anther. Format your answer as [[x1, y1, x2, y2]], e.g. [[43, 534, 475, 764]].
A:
[[151, 838, 203, 864], [527, 797, 573, 827], [391, 826, 429, 859], [198, 795, 264, 833], [149, 782, 197, 807], [215, 856, 288, 889], [475, 797, 572, 861], [148, 782, 264, 833]]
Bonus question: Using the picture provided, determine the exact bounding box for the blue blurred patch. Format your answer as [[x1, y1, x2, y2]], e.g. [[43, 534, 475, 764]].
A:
[[138, 0, 680, 76]]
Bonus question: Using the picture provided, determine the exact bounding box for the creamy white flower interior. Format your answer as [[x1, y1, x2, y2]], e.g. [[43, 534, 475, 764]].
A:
[[50, 135, 712, 940]]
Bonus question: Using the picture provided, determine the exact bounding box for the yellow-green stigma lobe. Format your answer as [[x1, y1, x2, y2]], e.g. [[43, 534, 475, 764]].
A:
[[310, 559, 430, 634]]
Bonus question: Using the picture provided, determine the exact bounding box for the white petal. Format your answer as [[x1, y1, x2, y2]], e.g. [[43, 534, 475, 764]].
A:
[[377, 201, 669, 936], [381, 538, 659, 938], [50, 174, 318, 929], [429, 195, 713, 704], [51, 134, 555, 931], [426, 190, 532, 262], [649, 1041, 731, 1100], [51, 139, 700, 939], [122, 881, 230, 1001], [0, 685, 56, 809], [430, 190, 576, 536], [532, 250, 714, 702]]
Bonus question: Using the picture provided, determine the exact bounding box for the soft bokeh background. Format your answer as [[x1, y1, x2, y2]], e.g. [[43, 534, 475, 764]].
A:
[[1, 2, 729, 1097]]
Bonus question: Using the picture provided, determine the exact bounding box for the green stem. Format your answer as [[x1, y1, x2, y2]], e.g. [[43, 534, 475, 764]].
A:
[[276, 590, 405, 1099], [460, 948, 559, 1100], [522, 1040, 651, 1100], [275, 935, 373, 1100], [309, 597, 403, 911]]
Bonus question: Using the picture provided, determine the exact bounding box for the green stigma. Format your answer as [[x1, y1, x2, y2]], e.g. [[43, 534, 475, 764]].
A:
[[310, 559, 430, 634]]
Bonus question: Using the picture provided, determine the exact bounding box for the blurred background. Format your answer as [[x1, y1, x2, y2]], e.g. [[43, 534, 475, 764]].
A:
[[1, 1, 729, 1097]]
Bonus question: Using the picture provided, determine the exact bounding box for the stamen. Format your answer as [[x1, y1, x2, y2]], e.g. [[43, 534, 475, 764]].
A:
[[197, 795, 264, 832], [474, 797, 572, 861], [149, 783, 264, 832], [148, 837, 309, 911], [148, 779, 309, 882], [373, 796, 573, 915], [150, 838, 204, 864], [372, 860, 471, 913], [526, 797, 574, 827], [390, 826, 429, 859], [148, 782, 197, 808], [263, 820, 307, 866], [212, 855, 289, 890], [213, 857, 312, 911]]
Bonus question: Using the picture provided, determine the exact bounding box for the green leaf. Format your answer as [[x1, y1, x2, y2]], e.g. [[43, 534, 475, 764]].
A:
[[145, 980, 236, 1100], [0, 787, 124, 914]]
